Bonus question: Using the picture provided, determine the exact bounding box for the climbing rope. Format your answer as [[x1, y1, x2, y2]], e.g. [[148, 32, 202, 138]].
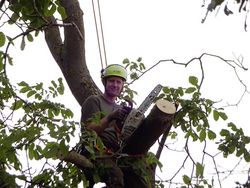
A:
[[91, 0, 108, 70]]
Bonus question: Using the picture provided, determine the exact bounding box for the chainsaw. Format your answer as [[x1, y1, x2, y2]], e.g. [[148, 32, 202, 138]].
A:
[[120, 84, 163, 146]]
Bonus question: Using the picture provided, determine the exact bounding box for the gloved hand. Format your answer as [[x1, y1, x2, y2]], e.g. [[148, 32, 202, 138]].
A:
[[107, 108, 129, 122]]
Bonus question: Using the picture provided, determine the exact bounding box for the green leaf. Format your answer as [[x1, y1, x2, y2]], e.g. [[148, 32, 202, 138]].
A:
[[57, 78, 64, 95], [35, 93, 42, 100], [220, 129, 230, 137], [206, 106, 212, 114], [35, 30, 40, 37], [43, 142, 59, 159], [185, 87, 196, 94], [236, 148, 244, 157], [10, 100, 24, 110], [130, 72, 138, 80], [20, 86, 31, 93], [20, 37, 25, 50], [57, 5, 67, 20], [18, 81, 28, 87], [48, 109, 54, 118], [57, 87, 64, 95], [183, 175, 191, 185], [170, 131, 177, 139], [228, 122, 237, 131], [199, 129, 206, 142], [139, 62, 145, 71], [8, 13, 19, 24], [44, 4, 56, 17], [28, 143, 35, 160], [33, 173, 49, 184], [53, 108, 60, 116], [228, 144, 235, 154], [213, 110, 219, 121], [196, 162, 204, 178], [208, 130, 216, 140], [137, 57, 142, 62], [0, 60, 3, 71], [61, 108, 74, 119], [33, 150, 40, 160], [0, 32, 6, 47], [162, 87, 170, 93], [7, 54, 13, 66], [51, 80, 57, 88], [244, 136, 250, 144], [191, 131, 198, 141], [49, 86, 55, 92], [177, 87, 184, 96], [58, 77, 63, 83], [59, 140, 68, 155], [36, 145, 43, 154], [123, 58, 130, 64], [189, 76, 198, 86], [27, 90, 36, 98], [35, 83, 43, 90], [219, 111, 228, 120], [26, 33, 33, 42], [244, 151, 250, 162]]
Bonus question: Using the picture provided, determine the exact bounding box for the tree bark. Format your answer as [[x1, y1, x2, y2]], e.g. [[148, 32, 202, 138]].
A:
[[122, 99, 176, 155], [44, 0, 101, 106], [58, 151, 93, 169]]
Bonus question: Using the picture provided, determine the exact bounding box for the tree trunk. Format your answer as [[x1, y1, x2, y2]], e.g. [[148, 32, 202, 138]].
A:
[[44, 0, 101, 106]]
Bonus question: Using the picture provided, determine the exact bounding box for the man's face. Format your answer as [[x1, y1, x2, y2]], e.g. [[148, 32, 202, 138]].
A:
[[104, 76, 125, 98]]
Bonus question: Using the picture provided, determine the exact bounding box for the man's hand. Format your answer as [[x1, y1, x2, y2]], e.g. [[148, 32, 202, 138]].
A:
[[107, 108, 129, 122]]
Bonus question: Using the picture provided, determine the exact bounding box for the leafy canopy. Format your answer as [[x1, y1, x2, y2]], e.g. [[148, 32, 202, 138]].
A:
[[0, 1, 249, 187]]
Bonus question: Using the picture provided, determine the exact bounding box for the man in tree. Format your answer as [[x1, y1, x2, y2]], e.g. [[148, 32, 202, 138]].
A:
[[80, 64, 152, 187], [80, 63, 177, 187], [81, 64, 129, 153]]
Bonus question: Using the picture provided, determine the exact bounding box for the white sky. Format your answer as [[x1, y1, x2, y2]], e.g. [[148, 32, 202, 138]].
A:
[[6, 0, 250, 187]]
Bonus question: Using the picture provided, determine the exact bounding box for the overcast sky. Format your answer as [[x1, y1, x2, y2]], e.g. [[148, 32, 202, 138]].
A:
[[7, 1, 250, 187]]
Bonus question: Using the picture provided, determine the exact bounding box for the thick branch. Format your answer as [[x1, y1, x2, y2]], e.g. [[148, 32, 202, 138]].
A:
[[122, 99, 176, 155], [44, 16, 63, 68], [155, 103, 179, 160], [44, 0, 101, 106], [58, 150, 93, 169]]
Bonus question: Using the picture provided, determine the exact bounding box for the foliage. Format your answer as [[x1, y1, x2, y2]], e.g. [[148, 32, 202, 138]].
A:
[[218, 122, 250, 161], [1, 47, 79, 186], [203, 0, 250, 30], [204, 0, 248, 13], [119, 57, 145, 103], [156, 74, 250, 187], [8, 0, 66, 27], [0, 0, 249, 188]]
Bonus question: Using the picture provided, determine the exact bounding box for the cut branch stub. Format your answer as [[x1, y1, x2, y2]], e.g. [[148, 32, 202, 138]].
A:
[[155, 99, 176, 114], [122, 99, 176, 155]]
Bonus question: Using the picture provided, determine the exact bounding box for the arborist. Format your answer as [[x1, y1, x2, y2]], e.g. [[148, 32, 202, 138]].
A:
[[80, 64, 176, 187], [80, 64, 151, 188]]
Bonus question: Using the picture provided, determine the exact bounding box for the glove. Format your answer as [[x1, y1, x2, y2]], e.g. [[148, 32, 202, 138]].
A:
[[107, 108, 129, 122]]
